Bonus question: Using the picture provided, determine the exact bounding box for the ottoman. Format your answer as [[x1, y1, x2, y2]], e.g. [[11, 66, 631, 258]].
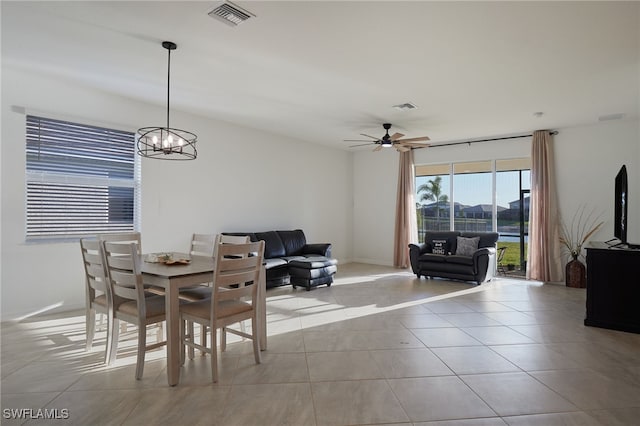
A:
[[289, 257, 338, 291]]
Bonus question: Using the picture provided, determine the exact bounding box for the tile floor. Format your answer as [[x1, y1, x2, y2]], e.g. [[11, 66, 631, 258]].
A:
[[2, 263, 640, 425]]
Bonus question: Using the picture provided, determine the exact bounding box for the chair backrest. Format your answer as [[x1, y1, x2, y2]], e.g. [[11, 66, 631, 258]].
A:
[[101, 241, 145, 303], [220, 234, 251, 245], [212, 240, 265, 311], [190, 233, 216, 257], [219, 234, 251, 257], [98, 232, 142, 254], [497, 246, 507, 263], [80, 238, 110, 301]]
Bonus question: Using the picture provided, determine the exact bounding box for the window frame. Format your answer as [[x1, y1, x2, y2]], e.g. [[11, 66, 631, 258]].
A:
[[415, 157, 530, 235]]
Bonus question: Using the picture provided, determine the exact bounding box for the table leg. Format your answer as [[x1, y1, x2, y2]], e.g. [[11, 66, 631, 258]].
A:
[[165, 283, 180, 386]]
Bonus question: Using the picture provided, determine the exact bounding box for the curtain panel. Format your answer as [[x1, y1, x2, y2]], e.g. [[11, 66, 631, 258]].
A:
[[394, 150, 418, 268], [527, 130, 563, 282]]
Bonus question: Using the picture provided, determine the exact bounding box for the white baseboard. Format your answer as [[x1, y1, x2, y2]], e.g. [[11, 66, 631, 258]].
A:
[[350, 257, 395, 267]]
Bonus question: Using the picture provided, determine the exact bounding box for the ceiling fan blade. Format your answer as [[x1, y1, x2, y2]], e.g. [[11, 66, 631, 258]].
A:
[[390, 132, 405, 141], [373, 145, 383, 152], [395, 145, 411, 152], [396, 136, 430, 143], [349, 142, 375, 148], [360, 133, 380, 140], [344, 139, 373, 142], [398, 142, 430, 148]]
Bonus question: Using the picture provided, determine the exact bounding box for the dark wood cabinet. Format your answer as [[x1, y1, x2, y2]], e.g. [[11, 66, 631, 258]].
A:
[[585, 242, 640, 334]]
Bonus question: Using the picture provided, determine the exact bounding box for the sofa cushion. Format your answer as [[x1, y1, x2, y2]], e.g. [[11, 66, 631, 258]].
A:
[[281, 256, 307, 263], [289, 256, 338, 269], [277, 229, 307, 256], [446, 255, 475, 266], [264, 258, 288, 269], [425, 232, 459, 254], [456, 236, 480, 256], [431, 239, 449, 255], [418, 253, 447, 263], [255, 231, 286, 258], [460, 232, 499, 249]]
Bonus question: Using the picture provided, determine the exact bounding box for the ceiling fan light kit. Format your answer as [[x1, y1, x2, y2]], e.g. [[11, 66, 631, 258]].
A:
[[345, 123, 430, 152], [137, 41, 198, 160]]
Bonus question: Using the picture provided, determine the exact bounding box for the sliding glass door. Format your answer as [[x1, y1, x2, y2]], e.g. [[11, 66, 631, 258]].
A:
[[415, 158, 531, 273], [416, 164, 450, 242], [495, 158, 531, 273], [452, 161, 492, 232]]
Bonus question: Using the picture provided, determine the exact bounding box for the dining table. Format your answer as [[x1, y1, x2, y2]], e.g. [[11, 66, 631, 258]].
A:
[[140, 253, 267, 386]]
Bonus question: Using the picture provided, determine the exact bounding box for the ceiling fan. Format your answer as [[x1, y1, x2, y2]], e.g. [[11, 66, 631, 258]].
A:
[[345, 123, 430, 152]]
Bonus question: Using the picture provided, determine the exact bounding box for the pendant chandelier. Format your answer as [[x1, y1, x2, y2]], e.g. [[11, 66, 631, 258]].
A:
[[137, 41, 197, 160]]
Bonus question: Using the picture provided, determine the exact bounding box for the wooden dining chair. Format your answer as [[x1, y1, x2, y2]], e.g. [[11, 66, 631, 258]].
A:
[[98, 232, 166, 295], [101, 241, 167, 379], [180, 234, 251, 353], [97, 232, 142, 253], [80, 238, 113, 364], [179, 234, 251, 301], [180, 239, 265, 382], [189, 233, 216, 257]]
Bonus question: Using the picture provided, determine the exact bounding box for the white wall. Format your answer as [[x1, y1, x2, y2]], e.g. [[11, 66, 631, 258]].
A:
[[1, 66, 353, 321], [352, 149, 398, 265], [352, 119, 640, 265], [554, 120, 640, 244]]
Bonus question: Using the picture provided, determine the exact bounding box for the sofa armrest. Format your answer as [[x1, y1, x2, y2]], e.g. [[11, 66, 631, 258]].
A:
[[410, 243, 429, 254], [472, 247, 496, 278], [303, 243, 332, 257], [472, 247, 495, 258], [409, 243, 428, 275]]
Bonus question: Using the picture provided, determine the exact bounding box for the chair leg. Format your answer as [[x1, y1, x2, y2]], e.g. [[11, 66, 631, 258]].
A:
[[200, 324, 207, 355], [211, 326, 219, 383], [86, 307, 96, 351], [107, 318, 120, 365], [103, 310, 114, 365], [252, 316, 261, 365], [220, 326, 227, 352], [135, 323, 146, 380], [180, 319, 186, 365], [187, 321, 195, 360]]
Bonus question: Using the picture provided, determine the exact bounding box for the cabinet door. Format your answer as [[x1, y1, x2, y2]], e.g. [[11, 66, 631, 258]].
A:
[[586, 248, 640, 333]]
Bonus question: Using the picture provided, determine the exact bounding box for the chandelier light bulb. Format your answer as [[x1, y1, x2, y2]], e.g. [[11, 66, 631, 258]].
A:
[[178, 138, 184, 146], [152, 135, 158, 145]]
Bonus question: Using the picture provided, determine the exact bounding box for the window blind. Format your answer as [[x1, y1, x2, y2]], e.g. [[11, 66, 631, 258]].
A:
[[25, 115, 138, 240]]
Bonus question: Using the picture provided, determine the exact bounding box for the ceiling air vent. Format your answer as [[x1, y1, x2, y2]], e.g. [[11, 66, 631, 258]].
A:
[[208, 2, 255, 27], [393, 102, 418, 111], [598, 113, 625, 122]]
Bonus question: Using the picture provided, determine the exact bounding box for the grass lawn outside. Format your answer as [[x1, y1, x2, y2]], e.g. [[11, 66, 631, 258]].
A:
[[497, 241, 527, 268]]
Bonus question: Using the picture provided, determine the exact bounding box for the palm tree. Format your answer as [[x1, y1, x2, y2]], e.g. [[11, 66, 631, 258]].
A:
[[418, 176, 449, 229]]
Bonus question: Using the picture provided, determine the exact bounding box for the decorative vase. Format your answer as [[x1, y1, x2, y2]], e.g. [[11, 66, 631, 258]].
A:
[[566, 257, 586, 288]]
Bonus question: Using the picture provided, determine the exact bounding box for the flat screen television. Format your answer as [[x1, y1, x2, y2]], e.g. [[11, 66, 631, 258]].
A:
[[613, 165, 639, 248], [614, 165, 628, 244]]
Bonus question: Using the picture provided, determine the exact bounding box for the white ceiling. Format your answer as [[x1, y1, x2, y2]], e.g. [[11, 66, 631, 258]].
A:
[[2, 1, 639, 150]]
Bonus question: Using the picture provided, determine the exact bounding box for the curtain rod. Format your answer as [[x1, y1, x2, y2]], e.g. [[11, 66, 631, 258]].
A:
[[429, 130, 558, 148]]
